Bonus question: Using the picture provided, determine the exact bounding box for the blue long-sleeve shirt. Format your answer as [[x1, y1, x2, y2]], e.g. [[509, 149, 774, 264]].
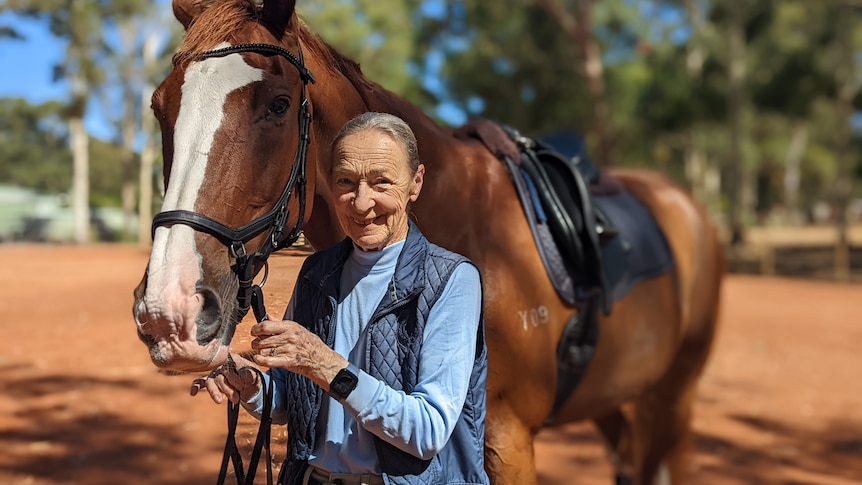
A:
[[245, 240, 482, 474]]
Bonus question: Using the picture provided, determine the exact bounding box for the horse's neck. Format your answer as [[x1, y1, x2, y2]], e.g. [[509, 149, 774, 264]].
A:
[[301, 52, 497, 255]]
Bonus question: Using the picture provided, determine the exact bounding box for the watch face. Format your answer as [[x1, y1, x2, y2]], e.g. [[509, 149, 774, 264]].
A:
[[331, 367, 358, 399]]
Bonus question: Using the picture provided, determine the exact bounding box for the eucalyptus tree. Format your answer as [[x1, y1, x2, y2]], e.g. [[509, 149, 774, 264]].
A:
[[679, 0, 720, 213], [0, 98, 71, 193], [630, 0, 726, 215], [138, 30, 170, 246], [826, 1, 862, 281], [747, 1, 836, 224], [105, 6, 181, 243], [665, 0, 773, 244], [5, 0, 147, 243], [412, 1, 595, 134], [732, 0, 859, 267], [412, 0, 691, 172], [0, 97, 128, 207], [722, 0, 757, 244], [533, 0, 615, 167], [297, 0, 426, 104]]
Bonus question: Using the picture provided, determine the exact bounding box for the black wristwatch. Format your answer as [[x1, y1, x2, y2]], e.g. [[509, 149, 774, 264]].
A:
[[329, 363, 359, 400]]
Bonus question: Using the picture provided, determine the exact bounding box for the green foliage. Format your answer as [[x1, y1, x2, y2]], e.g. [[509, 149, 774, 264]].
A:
[[0, 97, 129, 207], [298, 0, 427, 106], [411, 0, 593, 132], [89, 137, 128, 207], [0, 98, 71, 193], [3, 0, 861, 229]]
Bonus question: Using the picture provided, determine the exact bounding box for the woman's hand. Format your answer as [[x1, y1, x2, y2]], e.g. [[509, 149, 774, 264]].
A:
[[190, 353, 262, 405], [250, 318, 348, 392]]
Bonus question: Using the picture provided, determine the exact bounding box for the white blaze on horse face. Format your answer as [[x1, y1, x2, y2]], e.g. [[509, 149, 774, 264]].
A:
[[146, 44, 263, 339]]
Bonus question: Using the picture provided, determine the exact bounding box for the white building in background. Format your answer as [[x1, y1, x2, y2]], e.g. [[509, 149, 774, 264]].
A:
[[0, 184, 134, 243]]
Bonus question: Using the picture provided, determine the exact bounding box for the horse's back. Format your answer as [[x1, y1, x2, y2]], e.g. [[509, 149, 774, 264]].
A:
[[551, 167, 724, 421], [606, 167, 724, 385], [612, 167, 724, 338]]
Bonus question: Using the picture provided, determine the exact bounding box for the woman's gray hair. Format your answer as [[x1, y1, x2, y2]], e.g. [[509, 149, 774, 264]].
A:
[[332, 112, 421, 174]]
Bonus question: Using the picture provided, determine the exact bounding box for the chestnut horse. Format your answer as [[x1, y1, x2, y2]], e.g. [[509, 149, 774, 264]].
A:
[[133, 0, 724, 483]]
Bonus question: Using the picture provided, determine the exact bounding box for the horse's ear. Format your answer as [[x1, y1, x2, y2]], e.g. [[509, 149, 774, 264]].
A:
[[261, 0, 297, 35], [173, 0, 206, 30]]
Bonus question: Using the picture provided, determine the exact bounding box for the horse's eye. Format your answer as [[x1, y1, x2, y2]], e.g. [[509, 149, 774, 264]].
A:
[[267, 97, 290, 118]]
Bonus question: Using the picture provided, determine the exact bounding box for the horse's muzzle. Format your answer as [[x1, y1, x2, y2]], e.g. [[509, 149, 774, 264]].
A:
[[132, 287, 232, 372]]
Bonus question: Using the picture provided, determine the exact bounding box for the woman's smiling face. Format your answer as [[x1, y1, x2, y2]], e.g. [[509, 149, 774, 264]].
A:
[[330, 128, 424, 251]]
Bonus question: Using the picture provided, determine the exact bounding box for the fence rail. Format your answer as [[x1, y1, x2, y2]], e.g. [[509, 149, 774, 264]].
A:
[[724, 224, 862, 283]]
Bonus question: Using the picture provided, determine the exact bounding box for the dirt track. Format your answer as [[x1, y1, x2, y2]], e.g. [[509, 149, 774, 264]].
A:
[[0, 245, 860, 484]]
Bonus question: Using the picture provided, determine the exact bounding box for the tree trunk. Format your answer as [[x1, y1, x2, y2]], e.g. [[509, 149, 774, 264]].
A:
[[536, 0, 615, 167], [122, 94, 137, 239], [120, 22, 138, 240], [70, 114, 89, 244], [684, 0, 708, 206], [726, 2, 747, 245], [69, 59, 90, 245], [138, 87, 156, 247], [138, 33, 160, 247], [831, 6, 857, 282], [684, 137, 704, 198], [782, 121, 809, 225]]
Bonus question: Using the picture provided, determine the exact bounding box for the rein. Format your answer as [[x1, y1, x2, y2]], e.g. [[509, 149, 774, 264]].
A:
[[150, 42, 317, 485]]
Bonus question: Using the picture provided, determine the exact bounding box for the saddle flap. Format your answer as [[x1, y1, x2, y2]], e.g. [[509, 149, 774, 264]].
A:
[[513, 133, 612, 313]]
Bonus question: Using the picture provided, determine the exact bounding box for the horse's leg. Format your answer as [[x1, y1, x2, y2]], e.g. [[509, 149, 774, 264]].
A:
[[592, 343, 705, 485], [592, 409, 639, 485], [609, 168, 723, 485], [484, 405, 538, 485], [630, 367, 697, 484], [630, 297, 720, 485]]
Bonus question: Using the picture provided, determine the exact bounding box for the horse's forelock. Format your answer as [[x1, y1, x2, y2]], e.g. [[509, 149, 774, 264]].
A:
[[173, 0, 270, 64], [170, 0, 376, 94]]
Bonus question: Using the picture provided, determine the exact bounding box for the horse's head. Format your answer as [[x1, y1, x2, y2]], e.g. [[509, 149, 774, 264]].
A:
[[133, 0, 315, 373]]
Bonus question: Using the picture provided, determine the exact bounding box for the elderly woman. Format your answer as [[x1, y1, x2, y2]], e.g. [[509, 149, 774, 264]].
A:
[[193, 112, 489, 485]]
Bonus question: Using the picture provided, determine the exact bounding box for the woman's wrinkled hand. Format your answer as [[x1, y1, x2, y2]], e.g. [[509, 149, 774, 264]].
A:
[[250, 318, 347, 391], [190, 353, 262, 405]]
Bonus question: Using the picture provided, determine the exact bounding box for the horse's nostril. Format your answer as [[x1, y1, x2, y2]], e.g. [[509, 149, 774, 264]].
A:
[[133, 299, 150, 331], [195, 288, 223, 344]]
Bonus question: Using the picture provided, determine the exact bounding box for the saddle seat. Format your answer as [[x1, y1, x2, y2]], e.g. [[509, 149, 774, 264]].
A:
[[454, 118, 627, 313], [454, 118, 675, 421]]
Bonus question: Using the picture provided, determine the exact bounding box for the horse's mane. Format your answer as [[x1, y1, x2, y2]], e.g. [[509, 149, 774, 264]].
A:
[[172, 0, 377, 95]]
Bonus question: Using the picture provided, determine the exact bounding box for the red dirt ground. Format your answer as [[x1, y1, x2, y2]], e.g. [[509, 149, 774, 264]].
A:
[[0, 244, 859, 484]]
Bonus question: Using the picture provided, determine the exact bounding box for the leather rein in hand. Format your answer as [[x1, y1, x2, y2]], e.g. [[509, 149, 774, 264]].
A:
[[151, 43, 316, 485]]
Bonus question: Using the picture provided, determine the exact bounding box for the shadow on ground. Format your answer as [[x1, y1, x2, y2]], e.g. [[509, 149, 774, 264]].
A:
[[694, 414, 862, 484], [0, 367, 239, 485]]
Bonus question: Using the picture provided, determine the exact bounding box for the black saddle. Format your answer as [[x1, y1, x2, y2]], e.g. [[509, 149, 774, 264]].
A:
[[455, 119, 675, 422], [500, 124, 618, 314]]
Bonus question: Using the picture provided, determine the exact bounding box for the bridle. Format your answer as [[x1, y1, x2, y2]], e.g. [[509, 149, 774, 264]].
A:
[[152, 42, 316, 322], [151, 42, 316, 485]]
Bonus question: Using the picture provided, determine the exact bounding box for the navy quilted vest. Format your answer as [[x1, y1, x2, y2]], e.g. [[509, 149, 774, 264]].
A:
[[278, 222, 489, 485]]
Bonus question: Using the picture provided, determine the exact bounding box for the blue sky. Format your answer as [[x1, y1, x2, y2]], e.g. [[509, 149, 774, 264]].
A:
[[0, 13, 71, 104], [0, 1, 707, 141], [0, 11, 125, 140], [0, 3, 464, 141], [0, 6, 174, 142]]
